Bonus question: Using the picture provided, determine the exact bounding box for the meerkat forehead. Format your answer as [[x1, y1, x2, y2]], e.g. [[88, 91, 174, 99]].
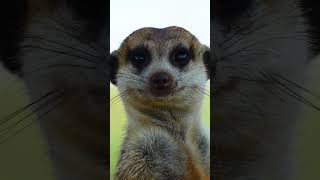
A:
[[124, 26, 196, 44], [116, 26, 204, 65]]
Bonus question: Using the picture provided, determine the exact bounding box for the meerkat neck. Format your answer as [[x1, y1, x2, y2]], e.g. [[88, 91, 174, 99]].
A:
[[124, 100, 203, 141]]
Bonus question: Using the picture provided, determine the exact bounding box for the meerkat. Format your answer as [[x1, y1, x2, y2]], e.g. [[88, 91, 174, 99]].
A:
[[109, 26, 210, 180], [213, 0, 320, 179]]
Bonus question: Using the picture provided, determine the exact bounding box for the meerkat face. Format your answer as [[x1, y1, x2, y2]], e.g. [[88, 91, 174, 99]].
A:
[[110, 26, 210, 107]]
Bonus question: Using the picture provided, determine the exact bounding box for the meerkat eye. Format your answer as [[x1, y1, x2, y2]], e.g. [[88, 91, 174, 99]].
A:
[[176, 52, 189, 61], [128, 47, 151, 70], [171, 46, 192, 68], [134, 55, 145, 61]]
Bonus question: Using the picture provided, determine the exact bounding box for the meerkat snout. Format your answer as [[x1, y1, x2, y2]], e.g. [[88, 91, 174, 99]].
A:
[[148, 71, 176, 97]]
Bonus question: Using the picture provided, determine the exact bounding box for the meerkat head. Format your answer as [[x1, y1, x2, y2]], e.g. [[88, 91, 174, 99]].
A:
[[110, 26, 210, 109]]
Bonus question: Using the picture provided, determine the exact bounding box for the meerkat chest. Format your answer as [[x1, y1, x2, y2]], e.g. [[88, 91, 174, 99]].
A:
[[122, 121, 210, 180]]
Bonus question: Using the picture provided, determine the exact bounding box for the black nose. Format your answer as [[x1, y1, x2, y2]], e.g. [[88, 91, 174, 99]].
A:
[[150, 72, 173, 89], [148, 72, 175, 96]]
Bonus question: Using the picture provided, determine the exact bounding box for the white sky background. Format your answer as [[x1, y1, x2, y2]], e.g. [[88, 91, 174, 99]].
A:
[[110, 0, 210, 51]]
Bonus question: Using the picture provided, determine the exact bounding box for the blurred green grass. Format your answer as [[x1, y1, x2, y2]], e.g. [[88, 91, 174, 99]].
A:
[[110, 83, 211, 179]]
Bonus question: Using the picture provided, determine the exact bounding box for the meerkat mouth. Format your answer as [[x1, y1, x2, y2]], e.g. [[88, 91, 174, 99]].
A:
[[136, 85, 186, 98]]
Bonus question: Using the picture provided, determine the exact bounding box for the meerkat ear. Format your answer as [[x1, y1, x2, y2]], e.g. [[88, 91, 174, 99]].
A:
[[202, 46, 211, 80], [108, 50, 119, 85]]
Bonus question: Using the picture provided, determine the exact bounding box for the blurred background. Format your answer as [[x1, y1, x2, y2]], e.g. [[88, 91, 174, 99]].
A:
[[296, 56, 320, 180]]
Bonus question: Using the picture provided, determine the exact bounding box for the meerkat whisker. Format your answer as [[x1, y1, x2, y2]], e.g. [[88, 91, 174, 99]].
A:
[[0, 92, 64, 135], [110, 90, 128, 104], [19, 45, 98, 64], [29, 18, 108, 52], [0, 90, 60, 127], [0, 97, 64, 145], [23, 36, 102, 59]]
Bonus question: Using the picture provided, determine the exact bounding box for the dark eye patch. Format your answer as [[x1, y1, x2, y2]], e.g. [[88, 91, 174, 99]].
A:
[[170, 44, 192, 69], [213, 0, 253, 23], [127, 46, 151, 74]]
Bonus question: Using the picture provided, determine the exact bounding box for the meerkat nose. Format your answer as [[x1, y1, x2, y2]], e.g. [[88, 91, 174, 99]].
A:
[[149, 72, 175, 96], [150, 72, 172, 88]]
